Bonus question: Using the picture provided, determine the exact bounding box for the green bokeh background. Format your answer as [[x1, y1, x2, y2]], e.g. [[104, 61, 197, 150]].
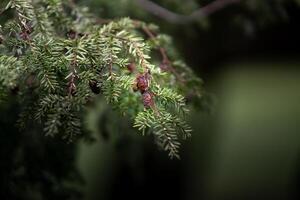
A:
[[78, 63, 300, 200]]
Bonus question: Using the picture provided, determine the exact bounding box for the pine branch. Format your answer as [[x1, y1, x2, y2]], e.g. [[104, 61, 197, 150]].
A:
[[0, 1, 203, 158]]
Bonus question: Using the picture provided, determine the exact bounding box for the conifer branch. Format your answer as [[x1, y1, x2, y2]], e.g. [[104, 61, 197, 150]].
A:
[[0, 0, 204, 158]]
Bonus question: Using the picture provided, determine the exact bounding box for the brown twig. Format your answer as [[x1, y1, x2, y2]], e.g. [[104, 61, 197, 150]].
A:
[[140, 25, 186, 83], [136, 0, 241, 24], [68, 36, 78, 96], [109, 54, 113, 76], [68, 54, 77, 96]]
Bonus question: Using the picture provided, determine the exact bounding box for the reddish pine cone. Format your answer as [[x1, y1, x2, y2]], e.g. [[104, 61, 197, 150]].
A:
[[136, 74, 149, 92], [127, 63, 136, 73], [142, 91, 154, 108], [67, 29, 77, 39]]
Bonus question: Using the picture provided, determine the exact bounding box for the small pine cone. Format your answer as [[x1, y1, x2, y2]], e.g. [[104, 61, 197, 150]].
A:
[[142, 91, 154, 108], [67, 29, 77, 39], [89, 80, 101, 94], [136, 74, 149, 92], [127, 63, 135, 73]]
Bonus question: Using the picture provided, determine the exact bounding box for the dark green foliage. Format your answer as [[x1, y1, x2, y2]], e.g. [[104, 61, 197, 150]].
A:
[[0, 96, 83, 200], [0, 0, 203, 158]]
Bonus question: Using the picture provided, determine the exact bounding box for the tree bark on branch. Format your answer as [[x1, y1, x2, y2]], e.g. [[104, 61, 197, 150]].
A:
[[136, 0, 241, 24]]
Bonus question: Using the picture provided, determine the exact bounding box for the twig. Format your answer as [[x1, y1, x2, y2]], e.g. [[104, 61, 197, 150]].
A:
[[68, 37, 78, 96], [109, 54, 113, 76], [68, 53, 77, 96], [140, 25, 186, 83], [136, 0, 241, 24]]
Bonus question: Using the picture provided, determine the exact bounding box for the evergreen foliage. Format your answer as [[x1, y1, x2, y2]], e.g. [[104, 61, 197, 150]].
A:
[[0, 0, 203, 158]]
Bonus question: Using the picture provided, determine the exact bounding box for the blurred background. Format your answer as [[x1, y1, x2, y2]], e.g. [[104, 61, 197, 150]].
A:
[[1, 0, 300, 199]]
